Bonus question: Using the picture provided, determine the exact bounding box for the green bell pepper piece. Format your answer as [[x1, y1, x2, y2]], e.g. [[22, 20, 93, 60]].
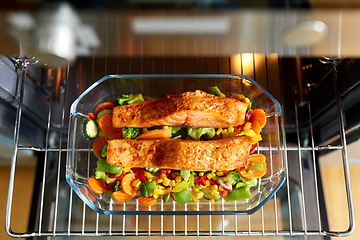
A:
[[96, 158, 123, 175], [144, 181, 156, 197], [224, 187, 251, 202], [208, 86, 223, 97], [163, 192, 171, 204], [172, 188, 193, 205], [180, 169, 191, 181], [139, 183, 148, 197]]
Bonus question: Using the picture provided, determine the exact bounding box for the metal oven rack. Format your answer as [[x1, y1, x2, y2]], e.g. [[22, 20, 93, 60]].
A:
[[5, 55, 354, 238]]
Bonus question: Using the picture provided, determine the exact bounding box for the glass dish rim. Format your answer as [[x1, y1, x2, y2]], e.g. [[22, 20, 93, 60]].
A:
[[70, 74, 282, 116], [66, 73, 285, 215]]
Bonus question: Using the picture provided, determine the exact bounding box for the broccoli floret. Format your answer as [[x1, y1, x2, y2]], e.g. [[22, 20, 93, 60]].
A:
[[122, 127, 141, 139], [117, 94, 145, 106], [95, 169, 116, 184], [187, 127, 215, 141], [221, 171, 241, 185], [99, 144, 107, 159], [112, 181, 122, 192], [208, 86, 223, 97]]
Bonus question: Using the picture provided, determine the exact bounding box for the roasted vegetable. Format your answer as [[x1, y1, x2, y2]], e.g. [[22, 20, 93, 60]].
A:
[[117, 94, 145, 106], [187, 127, 215, 141], [83, 118, 98, 139], [122, 127, 141, 139]]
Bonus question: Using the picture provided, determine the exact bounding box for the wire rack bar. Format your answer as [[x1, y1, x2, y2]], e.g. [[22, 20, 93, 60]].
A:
[[16, 145, 344, 152]]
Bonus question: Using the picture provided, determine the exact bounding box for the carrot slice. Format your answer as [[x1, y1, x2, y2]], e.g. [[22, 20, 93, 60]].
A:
[[136, 128, 172, 140], [87, 176, 106, 194], [252, 109, 267, 128], [252, 120, 261, 134], [121, 173, 139, 196], [240, 154, 267, 179], [95, 102, 116, 114], [112, 190, 133, 203], [98, 113, 118, 134], [92, 136, 109, 158], [110, 130, 123, 140], [248, 153, 266, 162], [139, 196, 157, 206]]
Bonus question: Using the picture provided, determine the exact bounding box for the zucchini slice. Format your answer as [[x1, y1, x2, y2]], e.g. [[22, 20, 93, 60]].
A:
[[201, 186, 220, 201], [83, 118, 98, 139], [96, 108, 113, 122]]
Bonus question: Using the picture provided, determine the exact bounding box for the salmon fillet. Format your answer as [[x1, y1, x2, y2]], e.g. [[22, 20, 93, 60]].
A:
[[107, 136, 253, 171], [112, 90, 248, 128]]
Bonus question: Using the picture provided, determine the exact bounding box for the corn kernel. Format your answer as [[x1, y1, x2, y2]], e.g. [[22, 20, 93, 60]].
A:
[[199, 172, 204, 177], [195, 192, 203, 199], [160, 174, 166, 179], [196, 184, 204, 189], [216, 171, 224, 177], [205, 180, 210, 187], [192, 196, 199, 203], [222, 129, 228, 133], [153, 195, 158, 199], [228, 127, 234, 133], [209, 199, 215, 204], [206, 173, 212, 179], [163, 177, 170, 186], [123, 167, 131, 173], [144, 172, 153, 179], [175, 176, 182, 183], [211, 185, 218, 191], [216, 128, 222, 135], [219, 186, 224, 191], [222, 132, 230, 138], [211, 190, 219, 198], [132, 179, 141, 189], [169, 180, 176, 187], [230, 132, 237, 137], [158, 185, 165, 190], [157, 179, 163, 183]]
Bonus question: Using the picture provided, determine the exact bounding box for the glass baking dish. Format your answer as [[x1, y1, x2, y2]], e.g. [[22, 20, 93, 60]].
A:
[[66, 74, 285, 215]]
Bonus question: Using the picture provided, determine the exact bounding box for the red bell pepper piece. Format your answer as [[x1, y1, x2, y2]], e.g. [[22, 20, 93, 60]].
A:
[[88, 112, 96, 121], [249, 142, 258, 155], [131, 168, 147, 183], [220, 189, 228, 197], [194, 175, 207, 186], [105, 182, 114, 190], [209, 179, 218, 186]]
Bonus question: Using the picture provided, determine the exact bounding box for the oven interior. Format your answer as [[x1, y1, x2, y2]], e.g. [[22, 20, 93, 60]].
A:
[[2, 54, 357, 239], [2, 4, 359, 240]]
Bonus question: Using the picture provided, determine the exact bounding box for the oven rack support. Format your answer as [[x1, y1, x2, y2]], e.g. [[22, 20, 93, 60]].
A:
[[5, 56, 355, 238]]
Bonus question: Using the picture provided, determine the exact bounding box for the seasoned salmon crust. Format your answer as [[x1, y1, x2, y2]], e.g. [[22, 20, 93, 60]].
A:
[[112, 90, 248, 129], [107, 136, 253, 171]]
